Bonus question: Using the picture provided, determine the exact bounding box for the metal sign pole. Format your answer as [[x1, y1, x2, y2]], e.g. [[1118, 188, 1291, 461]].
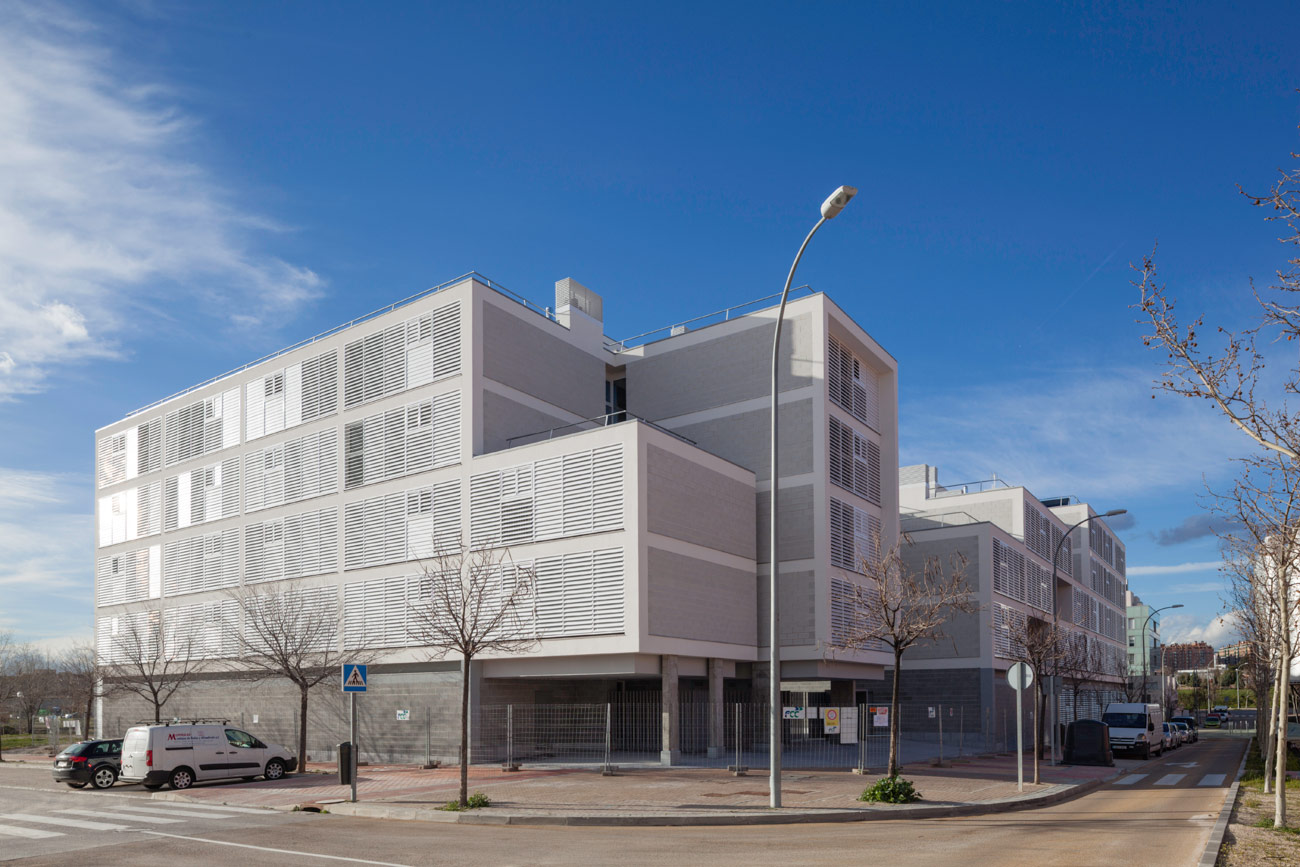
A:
[[1015, 681, 1023, 793], [350, 692, 358, 803]]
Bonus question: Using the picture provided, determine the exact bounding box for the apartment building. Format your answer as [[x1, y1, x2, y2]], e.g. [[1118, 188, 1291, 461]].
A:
[[93, 274, 898, 761], [1126, 591, 1162, 693], [896, 466, 1128, 731], [1164, 641, 1215, 671]]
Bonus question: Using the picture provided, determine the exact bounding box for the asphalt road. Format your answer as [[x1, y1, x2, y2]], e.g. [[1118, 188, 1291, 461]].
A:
[[0, 734, 1247, 866]]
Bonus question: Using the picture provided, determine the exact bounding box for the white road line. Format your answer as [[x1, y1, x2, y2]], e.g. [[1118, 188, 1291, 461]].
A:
[[109, 805, 238, 820], [59, 808, 186, 825], [0, 824, 63, 839], [1154, 774, 1186, 786], [144, 801, 274, 815], [1198, 774, 1227, 787], [140, 831, 412, 866], [1114, 774, 1147, 785], [0, 813, 131, 831]]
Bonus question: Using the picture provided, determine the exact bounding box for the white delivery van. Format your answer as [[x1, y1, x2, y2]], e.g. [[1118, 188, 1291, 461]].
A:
[[119, 722, 297, 790], [1102, 702, 1165, 759]]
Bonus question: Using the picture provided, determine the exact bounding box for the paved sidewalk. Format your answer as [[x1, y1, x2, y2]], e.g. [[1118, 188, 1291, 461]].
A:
[[148, 753, 1132, 825]]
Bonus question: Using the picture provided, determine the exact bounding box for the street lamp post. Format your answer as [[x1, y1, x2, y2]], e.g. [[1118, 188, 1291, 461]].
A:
[[769, 185, 856, 809], [1140, 603, 1183, 704], [1048, 508, 1126, 765]]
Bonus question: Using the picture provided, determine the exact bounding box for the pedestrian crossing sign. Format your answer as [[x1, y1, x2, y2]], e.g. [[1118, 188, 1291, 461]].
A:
[[342, 664, 368, 692]]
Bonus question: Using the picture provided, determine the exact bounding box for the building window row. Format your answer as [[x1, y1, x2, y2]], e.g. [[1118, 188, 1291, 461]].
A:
[[163, 458, 241, 532], [992, 538, 1052, 613], [98, 482, 163, 547], [343, 391, 460, 489], [95, 547, 161, 607], [828, 415, 881, 506], [343, 481, 461, 571], [469, 444, 623, 549], [246, 428, 339, 512], [1089, 557, 1126, 608], [827, 336, 881, 433], [993, 602, 1028, 659], [164, 388, 241, 468], [343, 300, 461, 409], [830, 576, 883, 650], [163, 528, 241, 597], [245, 348, 339, 441], [1023, 501, 1071, 576], [244, 507, 340, 584], [830, 496, 881, 573]]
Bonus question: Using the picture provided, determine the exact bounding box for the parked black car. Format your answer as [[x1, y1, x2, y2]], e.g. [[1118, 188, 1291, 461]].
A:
[[52, 739, 122, 789]]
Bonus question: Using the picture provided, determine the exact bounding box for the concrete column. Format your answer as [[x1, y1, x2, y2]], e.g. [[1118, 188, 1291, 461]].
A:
[[660, 654, 680, 766], [707, 659, 725, 758]]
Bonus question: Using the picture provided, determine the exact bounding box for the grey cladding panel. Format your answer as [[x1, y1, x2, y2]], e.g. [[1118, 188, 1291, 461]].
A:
[[626, 313, 815, 421], [647, 445, 755, 559], [480, 390, 571, 454], [647, 548, 756, 645], [756, 570, 815, 647], [671, 400, 812, 480], [481, 302, 604, 418], [756, 485, 815, 563]]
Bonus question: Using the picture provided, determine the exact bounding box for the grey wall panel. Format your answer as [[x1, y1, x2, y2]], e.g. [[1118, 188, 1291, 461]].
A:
[[756, 569, 815, 647], [480, 390, 572, 455], [647, 445, 755, 558], [755, 485, 815, 563], [670, 399, 812, 481], [481, 302, 604, 418], [647, 548, 756, 645], [626, 313, 814, 422]]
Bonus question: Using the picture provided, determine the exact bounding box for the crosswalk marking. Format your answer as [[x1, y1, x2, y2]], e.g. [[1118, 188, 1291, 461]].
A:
[[58, 809, 185, 825], [1114, 774, 1147, 785], [0, 824, 63, 839], [1155, 774, 1186, 786], [110, 805, 237, 820], [1198, 774, 1227, 787], [0, 813, 131, 831]]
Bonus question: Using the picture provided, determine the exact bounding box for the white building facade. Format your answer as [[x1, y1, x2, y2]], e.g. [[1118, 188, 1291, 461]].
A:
[[94, 275, 898, 761]]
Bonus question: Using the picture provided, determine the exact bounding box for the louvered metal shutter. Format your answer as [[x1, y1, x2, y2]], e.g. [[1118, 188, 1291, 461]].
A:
[[97, 434, 127, 488]]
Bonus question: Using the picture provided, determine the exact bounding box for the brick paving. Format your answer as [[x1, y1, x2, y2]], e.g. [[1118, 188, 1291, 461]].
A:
[[153, 753, 1131, 817]]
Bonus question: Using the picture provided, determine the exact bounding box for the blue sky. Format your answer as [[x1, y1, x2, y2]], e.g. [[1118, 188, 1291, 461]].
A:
[[2, 0, 1297, 649]]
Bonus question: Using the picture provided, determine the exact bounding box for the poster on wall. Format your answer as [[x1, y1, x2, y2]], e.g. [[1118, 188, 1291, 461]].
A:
[[840, 706, 858, 744], [782, 706, 805, 720], [873, 706, 889, 727], [822, 707, 841, 734]]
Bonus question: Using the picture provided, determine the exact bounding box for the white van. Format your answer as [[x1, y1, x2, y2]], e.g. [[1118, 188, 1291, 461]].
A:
[[119, 723, 297, 790], [1102, 702, 1165, 759]]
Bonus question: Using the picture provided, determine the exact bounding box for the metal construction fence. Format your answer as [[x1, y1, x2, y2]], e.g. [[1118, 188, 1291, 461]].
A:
[[473, 700, 1033, 771]]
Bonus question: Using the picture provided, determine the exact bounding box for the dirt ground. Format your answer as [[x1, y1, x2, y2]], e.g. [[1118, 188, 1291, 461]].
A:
[[1218, 742, 1300, 867]]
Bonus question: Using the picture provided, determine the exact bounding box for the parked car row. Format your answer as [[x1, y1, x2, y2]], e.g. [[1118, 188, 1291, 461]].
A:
[[1100, 703, 1203, 759], [52, 723, 296, 791]]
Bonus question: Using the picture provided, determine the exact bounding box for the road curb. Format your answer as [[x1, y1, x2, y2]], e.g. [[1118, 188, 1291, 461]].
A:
[[322, 769, 1123, 827], [1198, 741, 1251, 867]]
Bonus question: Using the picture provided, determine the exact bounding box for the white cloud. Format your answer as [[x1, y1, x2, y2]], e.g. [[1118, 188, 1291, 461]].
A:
[[0, 3, 322, 398], [1127, 561, 1223, 576], [901, 366, 1248, 500], [1160, 611, 1241, 647]]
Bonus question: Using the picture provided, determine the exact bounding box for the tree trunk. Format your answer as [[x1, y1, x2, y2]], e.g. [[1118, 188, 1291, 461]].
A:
[[1032, 680, 1041, 785], [85, 693, 95, 741], [888, 647, 902, 778], [460, 656, 470, 807], [1264, 668, 1277, 796], [1275, 650, 1290, 827], [298, 685, 310, 774]]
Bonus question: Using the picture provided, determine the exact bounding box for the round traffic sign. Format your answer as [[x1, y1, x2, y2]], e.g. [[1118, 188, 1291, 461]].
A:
[[1007, 661, 1034, 691]]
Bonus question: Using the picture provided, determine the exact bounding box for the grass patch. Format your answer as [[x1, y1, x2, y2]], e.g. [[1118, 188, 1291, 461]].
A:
[[859, 776, 921, 804], [439, 792, 491, 811]]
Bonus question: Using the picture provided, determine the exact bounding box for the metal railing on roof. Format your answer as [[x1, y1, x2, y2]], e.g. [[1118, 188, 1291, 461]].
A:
[[125, 271, 552, 419], [505, 413, 697, 449], [900, 510, 982, 530], [931, 477, 1014, 498], [604, 285, 817, 352]]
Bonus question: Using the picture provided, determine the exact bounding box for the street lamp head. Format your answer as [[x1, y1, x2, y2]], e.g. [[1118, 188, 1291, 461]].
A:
[[1171, 603, 1184, 609], [820, 185, 858, 219], [1102, 509, 1127, 518]]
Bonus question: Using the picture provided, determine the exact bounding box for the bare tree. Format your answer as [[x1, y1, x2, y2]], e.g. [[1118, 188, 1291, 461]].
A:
[[406, 542, 538, 808], [0, 631, 14, 760], [1006, 616, 1067, 785], [1134, 118, 1300, 829], [229, 580, 372, 769], [829, 533, 977, 778], [9, 647, 58, 737], [59, 643, 100, 739], [101, 611, 197, 724]]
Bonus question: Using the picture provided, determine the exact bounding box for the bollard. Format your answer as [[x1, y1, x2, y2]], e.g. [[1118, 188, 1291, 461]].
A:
[[338, 742, 353, 786]]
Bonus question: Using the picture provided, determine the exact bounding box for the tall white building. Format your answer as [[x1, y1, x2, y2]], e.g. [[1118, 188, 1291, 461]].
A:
[[94, 274, 898, 761]]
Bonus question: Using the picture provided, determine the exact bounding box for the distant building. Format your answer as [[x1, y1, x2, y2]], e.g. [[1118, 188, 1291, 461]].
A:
[[1216, 641, 1253, 667], [1163, 641, 1214, 671], [1126, 591, 1162, 696]]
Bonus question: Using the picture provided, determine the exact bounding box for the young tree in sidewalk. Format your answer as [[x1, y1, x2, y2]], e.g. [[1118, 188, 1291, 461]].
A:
[[59, 643, 101, 740], [229, 581, 372, 770], [0, 631, 14, 760], [10, 647, 58, 736], [406, 542, 538, 808], [102, 611, 197, 724], [828, 532, 977, 779], [1006, 616, 1067, 785], [1134, 115, 1300, 830]]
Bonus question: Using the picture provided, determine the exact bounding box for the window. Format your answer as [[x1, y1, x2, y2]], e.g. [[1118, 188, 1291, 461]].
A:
[[829, 416, 881, 505], [830, 497, 880, 572], [827, 336, 880, 431], [343, 301, 460, 408], [343, 392, 459, 489]]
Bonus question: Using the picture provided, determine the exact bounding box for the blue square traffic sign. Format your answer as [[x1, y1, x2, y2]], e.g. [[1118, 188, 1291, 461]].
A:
[[342, 664, 368, 692]]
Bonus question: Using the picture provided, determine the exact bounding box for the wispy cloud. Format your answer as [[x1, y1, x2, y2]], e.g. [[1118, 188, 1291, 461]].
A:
[[1127, 561, 1223, 576], [901, 366, 1246, 501], [1160, 611, 1240, 647], [0, 3, 323, 399], [1155, 513, 1238, 546]]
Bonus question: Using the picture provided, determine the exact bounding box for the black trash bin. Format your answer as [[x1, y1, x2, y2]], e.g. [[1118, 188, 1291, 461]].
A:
[[1064, 719, 1113, 766], [338, 742, 353, 785]]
